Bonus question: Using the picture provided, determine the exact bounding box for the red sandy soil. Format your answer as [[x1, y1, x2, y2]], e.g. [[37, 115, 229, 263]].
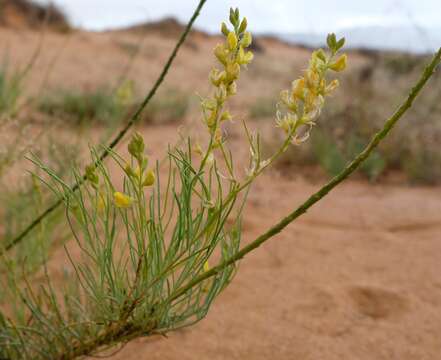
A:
[[0, 24, 440, 360]]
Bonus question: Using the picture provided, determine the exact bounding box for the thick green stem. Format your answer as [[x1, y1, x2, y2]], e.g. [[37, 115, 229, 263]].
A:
[[170, 47, 441, 303], [1, 0, 207, 255]]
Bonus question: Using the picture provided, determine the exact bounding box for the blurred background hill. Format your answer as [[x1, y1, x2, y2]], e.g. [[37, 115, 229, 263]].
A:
[[0, 0, 69, 31]]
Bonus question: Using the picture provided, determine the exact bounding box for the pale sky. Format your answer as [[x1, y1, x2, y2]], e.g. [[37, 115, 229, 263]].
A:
[[35, 0, 440, 34]]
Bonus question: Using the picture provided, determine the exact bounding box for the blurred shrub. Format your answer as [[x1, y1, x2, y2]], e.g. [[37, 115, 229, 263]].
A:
[[382, 53, 426, 76], [310, 129, 346, 177], [0, 137, 80, 272], [38, 89, 125, 126], [249, 96, 276, 120], [39, 86, 190, 127], [0, 67, 22, 119], [140, 89, 190, 124]]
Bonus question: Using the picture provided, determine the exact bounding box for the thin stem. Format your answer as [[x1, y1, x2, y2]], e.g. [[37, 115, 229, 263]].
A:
[[169, 47, 441, 303], [1, 0, 208, 255]]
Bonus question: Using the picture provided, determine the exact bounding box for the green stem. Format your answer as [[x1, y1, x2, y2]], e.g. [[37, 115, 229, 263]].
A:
[[1, 0, 208, 255], [169, 47, 441, 303]]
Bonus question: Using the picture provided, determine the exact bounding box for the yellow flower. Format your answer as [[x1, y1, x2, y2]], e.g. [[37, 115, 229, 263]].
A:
[[227, 31, 238, 50], [329, 54, 347, 72], [291, 78, 305, 100], [203, 260, 210, 272], [237, 47, 254, 65], [214, 44, 228, 65], [113, 192, 133, 208], [325, 79, 339, 94], [115, 80, 134, 105], [193, 142, 204, 156], [142, 169, 156, 187], [97, 193, 106, 213], [220, 110, 232, 122], [241, 31, 252, 48]]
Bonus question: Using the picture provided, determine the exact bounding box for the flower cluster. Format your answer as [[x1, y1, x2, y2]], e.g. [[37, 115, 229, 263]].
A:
[[276, 33, 347, 144], [201, 8, 253, 143]]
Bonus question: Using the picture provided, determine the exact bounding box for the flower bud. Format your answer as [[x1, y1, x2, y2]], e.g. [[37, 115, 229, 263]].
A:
[[315, 49, 327, 63], [203, 260, 210, 272], [220, 111, 232, 122], [221, 22, 229, 37], [124, 163, 136, 178], [229, 8, 237, 26], [128, 132, 145, 158], [238, 17, 248, 33], [85, 165, 99, 187], [142, 169, 155, 187]]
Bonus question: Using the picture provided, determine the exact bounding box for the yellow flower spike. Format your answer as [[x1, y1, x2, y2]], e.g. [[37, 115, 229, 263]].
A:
[[227, 31, 238, 50], [329, 54, 347, 72], [113, 192, 133, 208], [276, 33, 345, 144], [142, 169, 156, 187]]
